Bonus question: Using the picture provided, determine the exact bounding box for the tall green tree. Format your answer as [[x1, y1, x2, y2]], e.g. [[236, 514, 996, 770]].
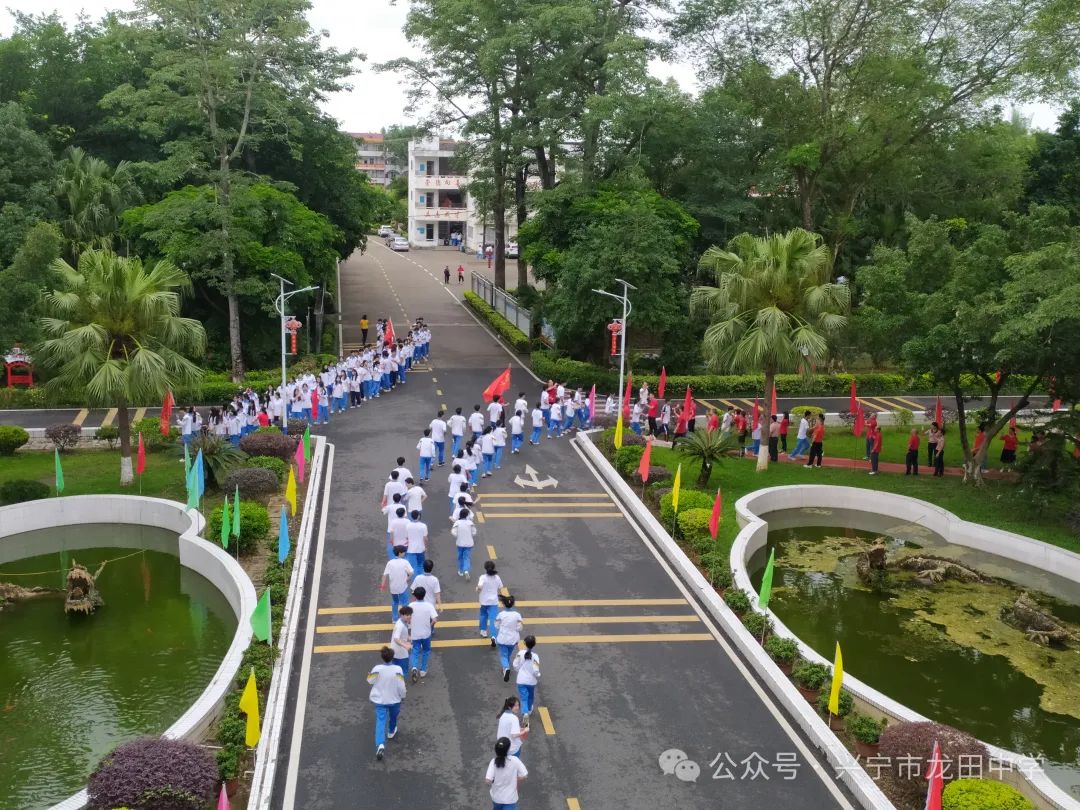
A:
[[0, 221, 63, 348], [692, 228, 849, 470], [0, 101, 57, 267], [37, 249, 205, 484], [54, 146, 141, 261], [1026, 103, 1080, 223]]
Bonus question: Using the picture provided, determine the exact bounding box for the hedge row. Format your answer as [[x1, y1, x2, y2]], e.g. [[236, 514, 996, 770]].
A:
[[530, 352, 1038, 398], [463, 291, 531, 353]]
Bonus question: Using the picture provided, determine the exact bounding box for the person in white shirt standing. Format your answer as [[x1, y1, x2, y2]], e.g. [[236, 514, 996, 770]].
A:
[[512, 635, 541, 727], [380, 545, 414, 620], [452, 507, 476, 579], [411, 559, 442, 609], [509, 410, 525, 454], [416, 429, 436, 482], [407, 587, 438, 681], [429, 410, 448, 466], [485, 737, 527, 808], [529, 403, 544, 446], [494, 594, 524, 682], [448, 407, 467, 457], [367, 646, 407, 761]]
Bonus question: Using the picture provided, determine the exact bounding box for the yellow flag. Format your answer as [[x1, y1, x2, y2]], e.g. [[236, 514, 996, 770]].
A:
[[672, 463, 682, 512], [828, 642, 844, 716], [239, 667, 261, 747], [285, 466, 297, 516], [614, 413, 624, 449]]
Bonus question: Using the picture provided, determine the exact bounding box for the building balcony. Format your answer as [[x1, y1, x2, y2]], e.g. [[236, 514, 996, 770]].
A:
[[411, 206, 468, 219], [412, 174, 466, 190]]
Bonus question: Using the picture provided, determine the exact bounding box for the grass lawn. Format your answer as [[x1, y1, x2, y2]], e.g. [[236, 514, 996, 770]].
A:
[[802, 423, 1032, 469], [644, 443, 1078, 556], [0, 448, 190, 501]]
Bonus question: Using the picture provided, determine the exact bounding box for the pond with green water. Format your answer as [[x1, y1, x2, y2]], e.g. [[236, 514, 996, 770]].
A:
[[749, 507, 1080, 799], [0, 525, 235, 810]]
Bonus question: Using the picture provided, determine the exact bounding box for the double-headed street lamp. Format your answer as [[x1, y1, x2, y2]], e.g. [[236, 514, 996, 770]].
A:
[[271, 273, 319, 395], [591, 278, 637, 415]]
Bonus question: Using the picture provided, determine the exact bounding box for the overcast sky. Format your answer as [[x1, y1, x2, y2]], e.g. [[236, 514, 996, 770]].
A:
[[1, 1, 1061, 133]]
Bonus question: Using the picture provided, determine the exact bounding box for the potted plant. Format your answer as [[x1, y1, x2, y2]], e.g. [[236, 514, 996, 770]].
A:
[[846, 713, 887, 757], [763, 636, 799, 674], [741, 610, 772, 641], [723, 588, 751, 615], [791, 660, 830, 702], [816, 688, 854, 728], [216, 745, 243, 797]]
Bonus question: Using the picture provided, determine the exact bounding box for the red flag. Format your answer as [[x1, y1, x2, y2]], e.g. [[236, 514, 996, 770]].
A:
[[1052, 399, 1062, 412], [136, 432, 146, 475], [708, 488, 722, 539], [638, 440, 652, 482], [934, 396, 943, 427], [752, 398, 760, 430], [854, 407, 865, 438], [160, 390, 174, 436], [311, 386, 319, 413], [850, 380, 864, 437], [924, 739, 944, 810], [848, 380, 858, 416], [622, 373, 633, 419], [482, 367, 511, 403], [588, 384, 596, 421], [770, 384, 778, 419], [658, 367, 667, 399], [384, 318, 395, 345]]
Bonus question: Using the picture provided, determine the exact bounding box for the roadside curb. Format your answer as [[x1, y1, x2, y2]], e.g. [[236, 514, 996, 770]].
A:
[[574, 431, 895, 810]]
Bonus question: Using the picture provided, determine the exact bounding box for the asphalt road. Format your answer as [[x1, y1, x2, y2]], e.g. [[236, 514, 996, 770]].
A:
[[271, 243, 855, 810]]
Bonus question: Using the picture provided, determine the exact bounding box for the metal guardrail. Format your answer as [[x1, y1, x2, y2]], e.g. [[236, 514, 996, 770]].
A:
[[471, 271, 532, 335]]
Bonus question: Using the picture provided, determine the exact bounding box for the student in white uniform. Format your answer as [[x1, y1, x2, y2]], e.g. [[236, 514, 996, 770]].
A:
[[468, 405, 485, 439], [476, 560, 503, 642], [448, 407, 467, 456], [382, 471, 407, 509], [480, 426, 496, 477], [393, 457, 413, 483], [509, 410, 525, 454], [411, 559, 442, 609], [604, 394, 616, 415], [468, 439, 483, 489], [529, 403, 543, 446], [548, 399, 563, 439], [429, 411, 448, 466], [416, 429, 436, 482], [495, 696, 529, 759], [492, 423, 508, 469], [487, 396, 505, 428], [404, 512, 428, 576], [407, 587, 438, 681], [368, 646, 407, 761], [495, 594, 524, 682], [380, 545, 414, 621], [389, 606, 412, 679], [452, 508, 476, 579], [387, 507, 409, 561], [513, 392, 529, 419], [405, 478, 427, 518], [485, 737, 528, 808], [447, 464, 467, 516], [512, 635, 541, 726]]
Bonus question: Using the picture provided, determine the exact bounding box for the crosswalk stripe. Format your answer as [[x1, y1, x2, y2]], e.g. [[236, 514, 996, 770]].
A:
[[566, 800, 581, 810], [314, 633, 714, 654], [538, 706, 556, 735], [316, 615, 702, 634], [318, 598, 687, 615]]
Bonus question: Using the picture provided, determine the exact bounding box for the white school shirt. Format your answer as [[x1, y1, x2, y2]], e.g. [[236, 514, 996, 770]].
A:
[[460, 453, 477, 474], [797, 418, 810, 440], [212, 417, 226, 436], [429, 418, 447, 442], [448, 413, 467, 436], [631, 403, 642, 424], [721, 411, 733, 432], [417, 436, 435, 458], [540, 390, 550, 408], [180, 413, 193, 435], [368, 663, 407, 705], [447, 471, 467, 498], [530, 407, 543, 428], [382, 557, 414, 595], [452, 517, 476, 548], [227, 415, 242, 436], [495, 609, 523, 646], [513, 649, 540, 686], [477, 573, 504, 606], [412, 573, 440, 605], [409, 600, 437, 640], [550, 402, 562, 420], [405, 521, 427, 554], [604, 396, 615, 415], [496, 711, 524, 756], [468, 412, 485, 433], [393, 465, 413, 482], [480, 433, 495, 454], [639, 385, 649, 405], [487, 401, 503, 423], [388, 516, 410, 545], [454, 490, 474, 512], [383, 479, 407, 503], [383, 502, 403, 531], [514, 397, 528, 415], [470, 442, 483, 465], [492, 426, 507, 447], [486, 756, 527, 804], [405, 485, 426, 513], [509, 414, 524, 435], [556, 384, 566, 400], [390, 618, 411, 659]]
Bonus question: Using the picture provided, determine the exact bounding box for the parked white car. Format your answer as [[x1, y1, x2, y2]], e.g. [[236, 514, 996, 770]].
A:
[[377, 225, 394, 237], [391, 237, 410, 251]]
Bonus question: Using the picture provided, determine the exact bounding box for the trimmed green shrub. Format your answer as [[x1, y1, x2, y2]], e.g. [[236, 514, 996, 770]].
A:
[[0, 425, 30, 455], [763, 635, 799, 664], [207, 499, 271, 554], [846, 713, 888, 745], [942, 779, 1032, 810], [879, 721, 989, 799], [222, 468, 279, 500], [0, 479, 51, 504], [788, 405, 826, 420], [723, 588, 751, 613], [658, 489, 714, 530], [677, 507, 715, 553], [132, 417, 179, 450], [45, 422, 80, 451], [463, 291, 530, 352], [239, 431, 296, 461], [94, 424, 119, 447], [246, 455, 287, 483], [613, 445, 645, 478], [742, 609, 772, 637], [215, 745, 243, 781], [816, 687, 854, 717], [792, 660, 830, 690], [894, 407, 914, 427]]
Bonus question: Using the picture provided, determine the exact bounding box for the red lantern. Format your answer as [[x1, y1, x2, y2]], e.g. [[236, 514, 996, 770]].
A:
[[607, 320, 622, 357], [284, 318, 303, 355]]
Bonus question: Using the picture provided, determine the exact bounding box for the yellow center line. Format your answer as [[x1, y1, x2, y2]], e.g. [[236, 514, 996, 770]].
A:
[[100, 408, 118, 427], [314, 633, 714, 654], [319, 598, 687, 615], [538, 706, 556, 735], [475, 510, 486, 523], [481, 512, 623, 519], [486, 544, 497, 560], [566, 800, 581, 810], [317, 615, 702, 634], [437, 389, 443, 396], [73, 408, 89, 427], [479, 492, 609, 498]]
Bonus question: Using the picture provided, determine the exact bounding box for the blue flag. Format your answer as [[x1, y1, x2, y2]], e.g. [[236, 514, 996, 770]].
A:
[[278, 506, 290, 563], [194, 449, 205, 498]]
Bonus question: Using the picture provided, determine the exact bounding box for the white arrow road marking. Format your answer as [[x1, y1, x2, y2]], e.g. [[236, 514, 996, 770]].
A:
[[513, 464, 558, 490]]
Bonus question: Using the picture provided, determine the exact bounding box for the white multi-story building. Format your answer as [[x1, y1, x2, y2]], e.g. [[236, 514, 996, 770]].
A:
[[348, 132, 402, 188], [407, 137, 517, 249]]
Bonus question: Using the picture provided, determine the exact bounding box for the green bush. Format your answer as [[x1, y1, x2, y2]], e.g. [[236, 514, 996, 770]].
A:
[[94, 424, 119, 447], [764, 635, 799, 664], [787, 405, 826, 420], [941, 779, 1032, 810], [658, 489, 714, 531], [816, 687, 854, 717], [45, 422, 80, 451], [792, 660, 831, 690], [723, 588, 751, 613], [132, 417, 179, 450], [677, 507, 715, 553], [239, 431, 296, 461], [246, 455, 287, 483], [0, 425, 30, 455], [742, 609, 772, 637], [0, 386, 49, 408], [613, 445, 645, 477], [207, 500, 271, 554], [894, 407, 914, 427], [846, 713, 887, 745], [463, 291, 530, 352], [0, 479, 51, 504]]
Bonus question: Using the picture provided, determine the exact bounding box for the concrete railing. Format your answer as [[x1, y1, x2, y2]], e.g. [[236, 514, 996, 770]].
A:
[[0, 495, 257, 810], [729, 485, 1080, 810]]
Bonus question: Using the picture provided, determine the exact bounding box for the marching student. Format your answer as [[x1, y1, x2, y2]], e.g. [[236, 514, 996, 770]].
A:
[[576, 388, 590, 430], [469, 405, 486, 440], [389, 605, 412, 678], [659, 400, 671, 438], [452, 507, 476, 579], [495, 697, 529, 761], [630, 400, 643, 435], [480, 426, 496, 478], [540, 386, 551, 428], [561, 393, 575, 434], [429, 410, 448, 466], [789, 411, 811, 461], [492, 421, 508, 469], [529, 402, 544, 446], [380, 546, 414, 621], [509, 409, 525, 454], [404, 511, 428, 575], [548, 397, 563, 439], [416, 429, 436, 482], [448, 407, 467, 456], [382, 493, 405, 554], [405, 477, 427, 519], [447, 463, 468, 516], [495, 594, 524, 682], [407, 587, 438, 682], [412, 559, 442, 610], [368, 646, 407, 761], [387, 506, 410, 561], [316, 382, 330, 425], [486, 737, 528, 809], [514, 392, 529, 420], [381, 470, 407, 508], [476, 560, 503, 642], [512, 635, 540, 728], [455, 483, 475, 517], [487, 395, 505, 428], [393, 456, 413, 482]]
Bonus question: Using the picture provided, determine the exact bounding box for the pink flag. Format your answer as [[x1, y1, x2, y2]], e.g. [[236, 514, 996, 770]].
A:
[[588, 384, 596, 421], [294, 438, 306, 483], [217, 783, 230, 810], [924, 740, 944, 810]]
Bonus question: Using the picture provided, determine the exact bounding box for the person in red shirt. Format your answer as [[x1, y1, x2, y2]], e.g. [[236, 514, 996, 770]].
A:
[[647, 396, 660, 435], [734, 409, 747, 456], [868, 425, 884, 474], [779, 412, 790, 454], [257, 407, 271, 428], [973, 423, 988, 472], [1000, 427, 1019, 466], [905, 428, 920, 475], [805, 416, 826, 468], [864, 412, 877, 460], [706, 408, 720, 432]]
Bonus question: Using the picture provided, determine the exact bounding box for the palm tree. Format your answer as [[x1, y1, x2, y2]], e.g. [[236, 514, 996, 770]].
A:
[[692, 228, 849, 471], [54, 147, 141, 261], [675, 429, 738, 487], [38, 249, 206, 485]]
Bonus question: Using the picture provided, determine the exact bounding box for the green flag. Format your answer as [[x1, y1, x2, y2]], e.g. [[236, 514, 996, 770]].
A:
[[220, 495, 231, 549], [184, 442, 191, 478], [232, 485, 241, 538], [250, 590, 271, 643], [54, 449, 65, 494], [302, 424, 311, 462], [758, 548, 776, 610]]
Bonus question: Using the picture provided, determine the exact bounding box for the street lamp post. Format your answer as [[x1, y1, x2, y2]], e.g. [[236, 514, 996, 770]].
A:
[[271, 273, 319, 397], [591, 278, 637, 415]]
